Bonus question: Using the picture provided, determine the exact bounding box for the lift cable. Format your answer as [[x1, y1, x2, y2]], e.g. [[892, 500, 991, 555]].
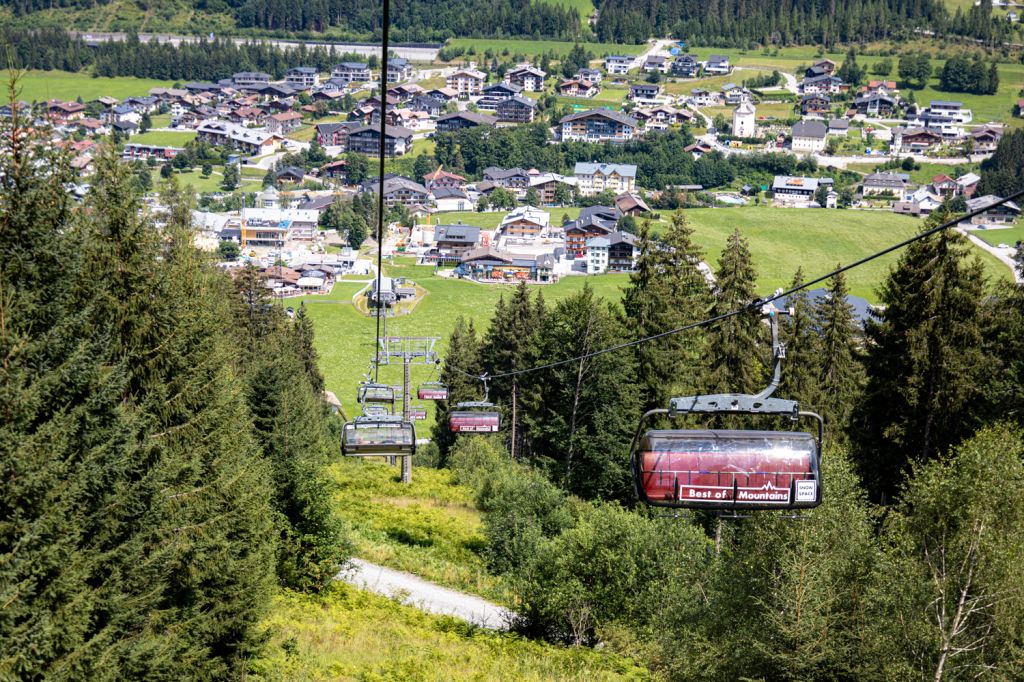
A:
[[372, 0, 392, 382], [450, 187, 1024, 383]]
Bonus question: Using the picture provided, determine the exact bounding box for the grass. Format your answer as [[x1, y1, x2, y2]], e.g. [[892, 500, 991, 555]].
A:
[[152, 167, 261, 194], [970, 224, 1024, 248], [328, 458, 501, 599], [533, 0, 595, 21], [248, 585, 654, 681], [844, 162, 979, 185], [684, 206, 1012, 299], [129, 130, 196, 146], [2, 69, 173, 103], [447, 38, 646, 59]]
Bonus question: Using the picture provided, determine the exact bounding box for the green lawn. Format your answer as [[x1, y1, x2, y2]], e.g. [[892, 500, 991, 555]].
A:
[[844, 162, 979, 185], [970, 224, 1024, 248], [152, 167, 261, 194], [251, 585, 651, 681], [684, 206, 1011, 299], [129, 130, 196, 146], [2, 69, 173, 103], [448, 38, 645, 58], [533, 0, 595, 21]]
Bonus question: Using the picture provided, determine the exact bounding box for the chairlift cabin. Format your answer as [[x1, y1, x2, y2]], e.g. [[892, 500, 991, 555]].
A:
[[635, 429, 820, 510], [409, 407, 427, 420], [629, 306, 824, 513], [449, 401, 501, 433], [417, 382, 449, 401], [342, 415, 415, 457], [358, 382, 395, 405], [362, 404, 390, 417]]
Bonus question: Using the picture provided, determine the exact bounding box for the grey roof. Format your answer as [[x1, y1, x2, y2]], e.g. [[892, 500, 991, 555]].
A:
[[336, 61, 369, 69], [484, 82, 522, 94], [574, 162, 637, 178], [499, 95, 537, 109], [966, 195, 1021, 214], [436, 111, 496, 126], [483, 167, 531, 180], [350, 124, 414, 139], [559, 108, 638, 127], [381, 176, 428, 195], [435, 224, 482, 243], [855, 92, 896, 104], [289, 66, 317, 74], [708, 54, 730, 64], [930, 100, 963, 108], [828, 119, 849, 129], [792, 120, 827, 139], [863, 172, 907, 188], [432, 187, 469, 199]]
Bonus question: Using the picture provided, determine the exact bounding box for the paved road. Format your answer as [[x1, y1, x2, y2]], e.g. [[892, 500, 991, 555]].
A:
[[957, 227, 1022, 283], [337, 558, 516, 630]]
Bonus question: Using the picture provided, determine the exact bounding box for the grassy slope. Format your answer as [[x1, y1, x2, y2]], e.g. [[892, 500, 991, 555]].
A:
[[250, 585, 653, 681], [972, 224, 1024, 247], [130, 130, 197, 146], [2, 70, 174, 103], [533, 0, 596, 21], [329, 458, 501, 599]]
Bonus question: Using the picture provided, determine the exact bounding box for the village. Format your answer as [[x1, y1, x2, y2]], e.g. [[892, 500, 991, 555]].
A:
[[9, 42, 1022, 293]]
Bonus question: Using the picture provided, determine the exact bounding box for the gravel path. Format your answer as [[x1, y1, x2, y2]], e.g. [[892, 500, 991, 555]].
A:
[[337, 558, 516, 630]]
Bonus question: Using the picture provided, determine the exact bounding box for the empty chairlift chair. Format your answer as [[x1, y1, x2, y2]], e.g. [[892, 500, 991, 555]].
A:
[[629, 306, 824, 513], [358, 382, 395, 405], [448, 374, 501, 433], [417, 381, 449, 400], [342, 415, 416, 457]]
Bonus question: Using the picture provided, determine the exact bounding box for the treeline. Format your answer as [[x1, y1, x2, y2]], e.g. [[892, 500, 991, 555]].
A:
[[0, 27, 365, 81], [594, 0, 946, 46], [428, 205, 1024, 677], [2, 0, 581, 40], [979, 128, 1024, 197], [939, 55, 999, 94], [0, 112, 345, 676], [432, 124, 844, 191]]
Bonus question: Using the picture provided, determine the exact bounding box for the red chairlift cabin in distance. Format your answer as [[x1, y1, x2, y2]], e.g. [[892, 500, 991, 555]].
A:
[[417, 381, 448, 400]]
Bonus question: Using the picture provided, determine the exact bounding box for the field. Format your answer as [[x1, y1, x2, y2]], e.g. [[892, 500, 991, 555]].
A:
[[971, 224, 1024, 248], [447, 38, 646, 58], [2, 70, 173, 103], [152, 167, 262, 194], [534, 0, 595, 21], [129, 130, 197, 146], [251, 582, 650, 681]]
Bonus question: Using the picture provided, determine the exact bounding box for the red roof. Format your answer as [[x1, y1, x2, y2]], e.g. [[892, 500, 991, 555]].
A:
[[932, 174, 954, 184], [424, 168, 466, 182], [270, 111, 302, 121]]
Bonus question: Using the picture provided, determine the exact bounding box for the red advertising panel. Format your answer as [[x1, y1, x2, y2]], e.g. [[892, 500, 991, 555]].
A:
[[449, 411, 500, 433], [418, 388, 448, 400], [410, 408, 427, 420], [637, 430, 820, 509]]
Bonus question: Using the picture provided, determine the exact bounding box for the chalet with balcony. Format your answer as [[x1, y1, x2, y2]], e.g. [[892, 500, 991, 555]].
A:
[[346, 125, 413, 157], [672, 54, 699, 77], [497, 95, 537, 123], [331, 62, 372, 84], [507, 66, 546, 92], [436, 111, 496, 133], [286, 67, 319, 89], [267, 110, 303, 135], [446, 69, 487, 96]]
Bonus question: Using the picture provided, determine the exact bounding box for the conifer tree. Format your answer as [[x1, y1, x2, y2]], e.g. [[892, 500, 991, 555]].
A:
[[779, 267, 820, 408], [293, 302, 326, 395], [432, 316, 482, 462], [814, 269, 864, 434], [707, 229, 764, 396], [853, 210, 991, 501], [527, 285, 639, 499], [621, 212, 711, 412]]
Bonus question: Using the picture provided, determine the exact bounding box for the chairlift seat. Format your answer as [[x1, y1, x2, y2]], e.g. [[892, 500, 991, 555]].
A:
[[449, 402, 500, 433], [417, 381, 449, 400], [635, 429, 820, 510], [358, 382, 395, 404], [342, 415, 415, 456]]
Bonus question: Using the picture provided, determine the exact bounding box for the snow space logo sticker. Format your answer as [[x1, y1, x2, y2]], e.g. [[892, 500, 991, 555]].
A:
[[795, 479, 817, 502]]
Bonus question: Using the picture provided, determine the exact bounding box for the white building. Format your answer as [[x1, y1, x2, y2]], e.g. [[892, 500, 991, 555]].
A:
[[574, 162, 638, 196], [791, 120, 827, 152], [446, 69, 487, 96], [732, 99, 756, 138], [604, 55, 636, 75], [586, 236, 610, 274], [286, 67, 320, 89]]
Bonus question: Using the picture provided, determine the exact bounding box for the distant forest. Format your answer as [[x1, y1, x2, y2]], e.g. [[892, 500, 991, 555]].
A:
[[1, 0, 1016, 45]]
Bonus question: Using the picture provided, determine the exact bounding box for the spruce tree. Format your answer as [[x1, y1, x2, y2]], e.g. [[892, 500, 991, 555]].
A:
[[621, 212, 711, 412], [707, 229, 764, 396], [853, 210, 991, 501], [814, 268, 864, 434], [293, 302, 326, 395], [526, 285, 639, 500], [779, 267, 820, 409]]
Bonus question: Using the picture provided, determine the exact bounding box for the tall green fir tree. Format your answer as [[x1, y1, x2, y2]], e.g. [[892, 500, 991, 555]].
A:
[[853, 210, 991, 501], [707, 228, 764, 396], [813, 268, 864, 435], [778, 267, 820, 409]]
